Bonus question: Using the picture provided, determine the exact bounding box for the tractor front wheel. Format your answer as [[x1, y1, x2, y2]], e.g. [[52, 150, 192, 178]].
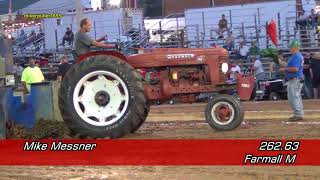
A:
[[205, 95, 244, 131]]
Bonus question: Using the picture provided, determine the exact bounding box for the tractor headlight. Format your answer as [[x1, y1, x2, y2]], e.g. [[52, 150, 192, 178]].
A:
[[222, 63, 229, 74]]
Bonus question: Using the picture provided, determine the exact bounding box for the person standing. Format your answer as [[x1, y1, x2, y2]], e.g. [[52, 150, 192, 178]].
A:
[[217, 14, 228, 36], [302, 52, 313, 99], [279, 39, 304, 121], [310, 52, 320, 99], [57, 55, 71, 81], [21, 58, 45, 93], [253, 56, 266, 82]]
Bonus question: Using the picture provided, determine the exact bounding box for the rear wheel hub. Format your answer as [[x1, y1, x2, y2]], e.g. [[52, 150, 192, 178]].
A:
[[95, 91, 110, 107]]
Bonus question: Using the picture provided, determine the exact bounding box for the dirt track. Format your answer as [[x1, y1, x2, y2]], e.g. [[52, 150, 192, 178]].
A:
[[1, 166, 320, 180], [2, 100, 320, 179]]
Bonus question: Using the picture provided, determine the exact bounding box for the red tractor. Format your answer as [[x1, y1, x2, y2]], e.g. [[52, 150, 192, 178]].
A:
[[59, 48, 254, 138]]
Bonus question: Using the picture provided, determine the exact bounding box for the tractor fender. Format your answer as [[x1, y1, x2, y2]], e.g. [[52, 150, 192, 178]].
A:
[[236, 74, 255, 101], [76, 51, 127, 64]]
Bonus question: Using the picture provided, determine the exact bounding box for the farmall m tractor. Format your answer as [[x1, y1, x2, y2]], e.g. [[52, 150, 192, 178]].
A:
[[59, 48, 254, 138]]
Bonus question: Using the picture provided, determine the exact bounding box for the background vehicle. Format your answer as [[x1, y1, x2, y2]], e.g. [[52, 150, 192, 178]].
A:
[[254, 79, 287, 101]]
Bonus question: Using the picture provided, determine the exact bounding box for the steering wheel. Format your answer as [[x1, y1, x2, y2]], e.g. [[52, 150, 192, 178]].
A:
[[243, 67, 254, 78]]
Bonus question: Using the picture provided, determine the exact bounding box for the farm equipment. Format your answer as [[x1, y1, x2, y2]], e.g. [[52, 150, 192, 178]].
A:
[[59, 48, 254, 138], [254, 79, 287, 101]]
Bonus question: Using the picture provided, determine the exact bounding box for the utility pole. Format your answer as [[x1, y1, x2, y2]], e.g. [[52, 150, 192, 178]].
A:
[[76, 0, 83, 27], [8, 0, 12, 23], [0, 17, 4, 34]]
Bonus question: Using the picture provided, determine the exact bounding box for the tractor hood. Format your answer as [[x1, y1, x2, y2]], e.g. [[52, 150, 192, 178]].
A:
[[126, 48, 228, 69]]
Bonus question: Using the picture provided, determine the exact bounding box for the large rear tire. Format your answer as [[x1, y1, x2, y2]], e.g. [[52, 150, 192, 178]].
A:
[[59, 55, 149, 138], [205, 95, 244, 131]]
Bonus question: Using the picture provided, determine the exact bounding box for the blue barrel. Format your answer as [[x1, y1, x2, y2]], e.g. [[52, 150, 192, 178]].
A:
[[0, 87, 9, 139], [7, 89, 35, 129], [29, 82, 54, 121]]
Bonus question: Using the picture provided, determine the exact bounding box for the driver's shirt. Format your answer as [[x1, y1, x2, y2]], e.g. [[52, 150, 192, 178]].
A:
[[74, 31, 94, 55]]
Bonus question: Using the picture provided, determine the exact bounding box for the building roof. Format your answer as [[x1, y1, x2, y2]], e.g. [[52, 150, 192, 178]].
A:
[[163, 0, 290, 16], [18, 0, 90, 14], [0, 0, 92, 15], [0, 0, 40, 15]]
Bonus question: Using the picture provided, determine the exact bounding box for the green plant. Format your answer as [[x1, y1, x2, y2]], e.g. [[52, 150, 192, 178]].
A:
[[260, 48, 279, 64]]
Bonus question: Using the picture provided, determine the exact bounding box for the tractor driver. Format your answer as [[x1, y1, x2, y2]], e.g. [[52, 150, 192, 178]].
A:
[[74, 18, 115, 56]]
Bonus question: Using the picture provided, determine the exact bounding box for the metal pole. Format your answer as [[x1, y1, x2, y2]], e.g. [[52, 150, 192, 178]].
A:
[[75, 0, 83, 27], [196, 25, 199, 48], [202, 12, 205, 36], [242, 22, 245, 41], [159, 21, 163, 43], [265, 22, 269, 48], [93, 21, 97, 39], [254, 14, 259, 45], [257, 8, 261, 27], [277, 13, 281, 40], [118, 19, 121, 42], [176, 14, 179, 34], [55, 29, 58, 50], [0, 17, 4, 34], [139, 23, 141, 43], [229, 10, 232, 30]]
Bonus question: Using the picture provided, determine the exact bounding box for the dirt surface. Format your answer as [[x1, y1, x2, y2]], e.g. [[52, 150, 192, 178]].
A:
[[0, 166, 319, 180], [2, 101, 320, 179]]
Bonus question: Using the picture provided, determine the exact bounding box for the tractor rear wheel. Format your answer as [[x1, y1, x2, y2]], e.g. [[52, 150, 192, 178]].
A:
[[59, 55, 149, 138], [205, 95, 244, 131]]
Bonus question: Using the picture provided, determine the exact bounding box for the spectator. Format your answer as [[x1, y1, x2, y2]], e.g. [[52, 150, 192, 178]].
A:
[[46, 66, 57, 81], [253, 56, 266, 83], [21, 58, 45, 93], [13, 61, 23, 75], [311, 52, 320, 99], [62, 27, 74, 46], [29, 30, 36, 42], [224, 31, 234, 51], [249, 42, 260, 57], [57, 55, 71, 81], [217, 14, 228, 36], [279, 39, 304, 121], [19, 29, 27, 42], [237, 42, 250, 60], [12, 61, 24, 82], [228, 62, 241, 83], [296, 10, 309, 27], [302, 52, 313, 99], [309, 9, 318, 29]]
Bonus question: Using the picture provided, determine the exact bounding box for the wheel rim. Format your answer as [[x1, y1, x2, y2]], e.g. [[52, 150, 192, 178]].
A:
[[272, 95, 278, 101], [73, 70, 129, 126], [211, 102, 235, 125]]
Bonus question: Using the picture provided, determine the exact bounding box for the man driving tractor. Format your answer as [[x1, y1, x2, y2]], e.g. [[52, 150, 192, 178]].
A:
[[74, 18, 115, 56]]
